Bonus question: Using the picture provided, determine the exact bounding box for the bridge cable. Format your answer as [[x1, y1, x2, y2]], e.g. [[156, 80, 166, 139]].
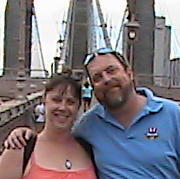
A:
[[32, 3, 48, 78], [115, 5, 128, 51], [95, 0, 112, 49]]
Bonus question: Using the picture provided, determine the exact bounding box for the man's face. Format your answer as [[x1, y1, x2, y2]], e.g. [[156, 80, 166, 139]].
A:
[[87, 54, 134, 109]]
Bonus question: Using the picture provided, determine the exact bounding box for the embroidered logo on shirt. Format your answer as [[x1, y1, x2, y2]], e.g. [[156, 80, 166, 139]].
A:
[[146, 127, 159, 139]]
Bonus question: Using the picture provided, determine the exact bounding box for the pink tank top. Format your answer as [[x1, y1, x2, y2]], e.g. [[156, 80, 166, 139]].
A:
[[23, 153, 97, 179]]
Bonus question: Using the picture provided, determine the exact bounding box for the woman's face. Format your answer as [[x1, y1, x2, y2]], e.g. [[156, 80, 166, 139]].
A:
[[44, 84, 80, 129]]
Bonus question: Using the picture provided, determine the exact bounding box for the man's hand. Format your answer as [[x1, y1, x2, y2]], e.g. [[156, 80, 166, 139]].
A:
[[4, 127, 37, 149]]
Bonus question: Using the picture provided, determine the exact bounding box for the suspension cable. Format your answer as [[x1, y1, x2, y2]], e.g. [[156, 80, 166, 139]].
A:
[[32, 3, 48, 78], [115, 5, 128, 51], [95, 0, 112, 49]]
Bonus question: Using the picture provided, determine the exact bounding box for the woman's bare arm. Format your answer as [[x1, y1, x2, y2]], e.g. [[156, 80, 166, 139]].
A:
[[0, 148, 24, 179]]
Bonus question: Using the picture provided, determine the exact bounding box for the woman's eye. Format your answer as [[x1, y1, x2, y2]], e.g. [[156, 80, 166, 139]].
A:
[[52, 97, 61, 102], [67, 100, 76, 105]]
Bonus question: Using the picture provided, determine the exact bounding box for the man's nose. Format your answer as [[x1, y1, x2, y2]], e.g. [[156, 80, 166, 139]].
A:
[[102, 72, 111, 85]]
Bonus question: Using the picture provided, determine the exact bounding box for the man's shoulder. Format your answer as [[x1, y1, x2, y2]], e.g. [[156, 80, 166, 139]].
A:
[[80, 104, 104, 123], [138, 88, 179, 106], [72, 104, 104, 134], [138, 87, 180, 112], [155, 96, 180, 110], [149, 92, 180, 114]]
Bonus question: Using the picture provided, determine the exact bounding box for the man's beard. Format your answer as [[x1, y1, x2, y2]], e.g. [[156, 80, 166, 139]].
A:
[[96, 83, 133, 109], [105, 95, 124, 108]]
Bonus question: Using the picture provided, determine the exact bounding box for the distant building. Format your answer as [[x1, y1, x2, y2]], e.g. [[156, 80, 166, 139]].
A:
[[154, 16, 171, 87], [169, 58, 180, 87]]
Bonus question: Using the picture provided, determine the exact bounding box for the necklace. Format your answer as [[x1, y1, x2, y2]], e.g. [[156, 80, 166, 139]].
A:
[[65, 159, 72, 170]]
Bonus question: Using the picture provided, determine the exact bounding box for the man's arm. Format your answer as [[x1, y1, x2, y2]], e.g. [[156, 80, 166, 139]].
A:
[[4, 127, 36, 149]]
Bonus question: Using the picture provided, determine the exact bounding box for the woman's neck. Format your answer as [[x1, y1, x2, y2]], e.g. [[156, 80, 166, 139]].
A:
[[39, 126, 73, 143]]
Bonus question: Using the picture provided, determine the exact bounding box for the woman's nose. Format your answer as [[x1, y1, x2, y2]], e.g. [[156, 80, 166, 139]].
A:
[[57, 100, 67, 110]]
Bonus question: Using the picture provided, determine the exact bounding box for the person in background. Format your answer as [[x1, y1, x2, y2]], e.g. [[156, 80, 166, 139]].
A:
[[4, 48, 180, 178], [61, 65, 72, 77], [0, 74, 97, 179], [82, 80, 93, 112], [34, 100, 45, 133]]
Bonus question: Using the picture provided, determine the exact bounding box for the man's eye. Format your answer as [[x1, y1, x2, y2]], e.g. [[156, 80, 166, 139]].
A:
[[106, 67, 117, 74], [93, 74, 102, 83]]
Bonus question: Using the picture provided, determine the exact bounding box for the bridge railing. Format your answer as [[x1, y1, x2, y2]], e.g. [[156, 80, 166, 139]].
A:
[[0, 91, 43, 127], [0, 93, 43, 150], [0, 90, 43, 149]]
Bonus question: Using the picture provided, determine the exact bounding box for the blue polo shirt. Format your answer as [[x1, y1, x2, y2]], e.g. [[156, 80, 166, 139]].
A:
[[73, 88, 180, 179]]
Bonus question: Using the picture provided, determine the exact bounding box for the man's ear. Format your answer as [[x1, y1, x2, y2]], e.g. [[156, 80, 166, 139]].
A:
[[126, 68, 134, 81]]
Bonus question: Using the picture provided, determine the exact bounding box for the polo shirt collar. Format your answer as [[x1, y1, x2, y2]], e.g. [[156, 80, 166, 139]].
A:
[[93, 104, 106, 119], [137, 87, 163, 113]]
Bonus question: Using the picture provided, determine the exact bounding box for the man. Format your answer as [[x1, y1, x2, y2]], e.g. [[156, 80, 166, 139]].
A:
[[34, 101, 45, 132], [4, 48, 180, 178]]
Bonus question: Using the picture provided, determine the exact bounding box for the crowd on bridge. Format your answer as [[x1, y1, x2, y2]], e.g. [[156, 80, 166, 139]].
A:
[[0, 48, 180, 179]]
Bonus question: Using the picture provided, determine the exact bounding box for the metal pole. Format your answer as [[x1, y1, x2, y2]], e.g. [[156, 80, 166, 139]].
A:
[[129, 44, 134, 69]]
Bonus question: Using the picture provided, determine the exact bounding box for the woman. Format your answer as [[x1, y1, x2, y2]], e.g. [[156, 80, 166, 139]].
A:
[[0, 75, 97, 179], [82, 81, 93, 112]]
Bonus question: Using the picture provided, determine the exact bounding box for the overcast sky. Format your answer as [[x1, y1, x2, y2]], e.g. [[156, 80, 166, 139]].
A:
[[0, 0, 180, 73]]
